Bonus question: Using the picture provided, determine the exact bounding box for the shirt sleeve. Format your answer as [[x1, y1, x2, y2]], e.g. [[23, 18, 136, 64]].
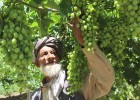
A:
[[82, 44, 115, 100]]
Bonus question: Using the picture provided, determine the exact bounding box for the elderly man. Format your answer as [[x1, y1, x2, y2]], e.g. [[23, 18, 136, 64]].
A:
[[30, 17, 115, 100]]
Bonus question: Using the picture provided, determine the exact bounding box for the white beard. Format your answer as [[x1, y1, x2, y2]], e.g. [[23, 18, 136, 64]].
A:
[[40, 63, 62, 78]]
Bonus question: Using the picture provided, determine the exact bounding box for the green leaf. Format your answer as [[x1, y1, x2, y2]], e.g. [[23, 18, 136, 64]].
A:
[[50, 12, 61, 23], [42, 0, 60, 11], [59, 0, 72, 15], [30, 22, 38, 28]]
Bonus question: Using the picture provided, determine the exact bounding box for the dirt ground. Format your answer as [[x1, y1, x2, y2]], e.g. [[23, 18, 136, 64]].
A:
[[0, 93, 27, 100]]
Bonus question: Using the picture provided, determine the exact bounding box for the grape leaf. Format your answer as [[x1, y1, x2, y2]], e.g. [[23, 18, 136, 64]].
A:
[[59, 0, 72, 15], [41, 0, 60, 11], [50, 12, 61, 23], [30, 22, 38, 28]]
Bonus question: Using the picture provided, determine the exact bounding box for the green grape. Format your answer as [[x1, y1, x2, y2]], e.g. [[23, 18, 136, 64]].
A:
[[87, 47, 92, 52], [73, 6, 78, 11], [4, 25, 8, 30], [133, 5, 138, 10], [1, 40, 6, 46], [83, 25, 87, 30], [127, 5, 133, 11], [15, 27, 20, 32], [24, 47, 29, 53], [19, 53, 24, 59], [76, 10, 81, 17], [114, 1, 119, 6], [22, 59, 27, 65], [15, 48, 20, 53], [129, 11, 135, 16], [137, 17, 140, 22], [86, 17, 90, 22], [16, 59, 21, 66], [12, 38, 17, 44], [21, 28, 27, 35], [18, 34, 23, 40], [88, 42, 92, 47], [14, 32, 18, 38], [135, 27, 140, 34], [70, 13, 75, 18], [129, 17, 135, 23]]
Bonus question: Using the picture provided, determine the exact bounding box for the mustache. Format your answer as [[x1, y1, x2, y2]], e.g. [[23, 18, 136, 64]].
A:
[[43, 62, 59, 66]]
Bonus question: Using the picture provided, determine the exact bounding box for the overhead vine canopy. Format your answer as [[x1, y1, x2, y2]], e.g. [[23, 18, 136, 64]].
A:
[[0, 0, 140, 99]]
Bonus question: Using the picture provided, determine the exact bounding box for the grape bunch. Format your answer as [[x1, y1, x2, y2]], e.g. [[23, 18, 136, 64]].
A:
[[115, 0, 140, 37], [98, 18, 130, 66], [70, 0, 103, 52], [67, 44, 89, 94], [97, 0, 140, 66], [1, 2, 33, 70]]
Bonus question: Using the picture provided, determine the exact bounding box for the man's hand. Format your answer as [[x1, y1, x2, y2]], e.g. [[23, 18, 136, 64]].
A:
[[72, 16, 84, 47]]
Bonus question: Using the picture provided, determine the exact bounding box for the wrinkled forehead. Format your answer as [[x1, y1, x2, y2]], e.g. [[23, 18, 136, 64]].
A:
[[37, 46, 56, 56]]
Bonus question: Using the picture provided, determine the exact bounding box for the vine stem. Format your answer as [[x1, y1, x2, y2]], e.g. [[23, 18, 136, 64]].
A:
[[16, 0, 41, 10], [16, 0, 58, 12]]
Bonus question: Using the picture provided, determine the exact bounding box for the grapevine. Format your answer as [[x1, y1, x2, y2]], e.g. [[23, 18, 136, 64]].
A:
[[0, 0, 139, 99], [66, 0, 140, 94], [68, 0, 140, 66]]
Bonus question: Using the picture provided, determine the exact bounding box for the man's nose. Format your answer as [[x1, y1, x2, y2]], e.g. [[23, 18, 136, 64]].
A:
[[47, 53, 55, 62], [48, 53, 55, 58]]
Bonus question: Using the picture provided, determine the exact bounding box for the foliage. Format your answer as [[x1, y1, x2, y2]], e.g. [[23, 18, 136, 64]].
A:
[[0, 0, 140, 99]]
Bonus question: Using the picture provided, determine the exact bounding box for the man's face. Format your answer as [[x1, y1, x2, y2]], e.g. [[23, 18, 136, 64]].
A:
[[37, 46, 61, 77], [38, 46, 60, 66]]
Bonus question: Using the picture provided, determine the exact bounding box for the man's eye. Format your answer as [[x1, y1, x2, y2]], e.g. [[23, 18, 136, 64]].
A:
[[41, 52, 47, 57]]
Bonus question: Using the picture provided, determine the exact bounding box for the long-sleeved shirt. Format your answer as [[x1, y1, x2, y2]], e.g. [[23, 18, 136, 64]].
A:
[[30, 45, 115, 100], [82, 45, 115, 100]]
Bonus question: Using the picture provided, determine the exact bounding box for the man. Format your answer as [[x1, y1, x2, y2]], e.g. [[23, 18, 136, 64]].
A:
[[30, 17, 115, 100]]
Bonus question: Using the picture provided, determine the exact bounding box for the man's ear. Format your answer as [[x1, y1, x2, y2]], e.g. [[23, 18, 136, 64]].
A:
[[34, 58, 40, 67]]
